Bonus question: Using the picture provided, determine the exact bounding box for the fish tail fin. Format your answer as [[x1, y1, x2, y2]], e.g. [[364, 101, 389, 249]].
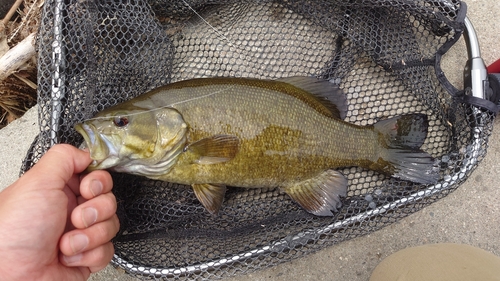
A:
[[370, 114, 439, 184]]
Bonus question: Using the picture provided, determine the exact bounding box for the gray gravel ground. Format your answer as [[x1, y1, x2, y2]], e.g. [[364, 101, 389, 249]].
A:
[[0, 0, 498, 280]]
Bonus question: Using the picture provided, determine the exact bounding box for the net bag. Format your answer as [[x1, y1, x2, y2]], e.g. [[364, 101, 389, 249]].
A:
[[22, 0, 499, 279]]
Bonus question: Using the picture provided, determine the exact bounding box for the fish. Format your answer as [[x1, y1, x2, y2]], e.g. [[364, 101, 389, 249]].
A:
[[74, 76, 439, 216]]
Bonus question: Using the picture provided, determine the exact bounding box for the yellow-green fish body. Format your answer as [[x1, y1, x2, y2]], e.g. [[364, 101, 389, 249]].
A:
[[75, 77, 438, 216]]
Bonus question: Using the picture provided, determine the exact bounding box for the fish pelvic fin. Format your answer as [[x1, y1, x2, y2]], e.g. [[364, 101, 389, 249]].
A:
[[371, 114, 439, 184], [283, 169, 348, 216], [192, 183, 227, 215], [186, 134, 240, 164]]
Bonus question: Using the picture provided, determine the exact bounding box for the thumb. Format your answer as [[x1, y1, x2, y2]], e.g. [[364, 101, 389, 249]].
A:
[[24, 144, 92, 186]]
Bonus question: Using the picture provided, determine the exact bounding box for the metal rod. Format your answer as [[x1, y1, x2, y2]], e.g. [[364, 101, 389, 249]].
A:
[[463, 17, 487, 99]]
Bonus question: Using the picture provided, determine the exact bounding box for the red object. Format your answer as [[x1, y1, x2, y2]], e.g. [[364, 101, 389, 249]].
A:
[[487, 58, 500, 74]]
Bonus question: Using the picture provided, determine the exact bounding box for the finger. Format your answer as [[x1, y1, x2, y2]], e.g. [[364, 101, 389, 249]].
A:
[[60, 241, 115, 272], [63, 186, 80, 232], [59, 214, 120, 256], [21, 144, 92, 191], [35, 144, 91, 177], [79, 170, 113, 199], [77, 195, 87, 205], [67, 173, 84, 197], [71, 192, 117, 229]]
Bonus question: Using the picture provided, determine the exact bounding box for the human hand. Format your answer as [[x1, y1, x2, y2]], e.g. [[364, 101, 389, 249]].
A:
[[0, 144, 119, 281]]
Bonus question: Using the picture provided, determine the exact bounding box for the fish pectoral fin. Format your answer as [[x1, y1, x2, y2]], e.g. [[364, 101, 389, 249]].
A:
[[283, 169, 348, 216], [187, 135, 240, 164], [192, 183, 227, 215]]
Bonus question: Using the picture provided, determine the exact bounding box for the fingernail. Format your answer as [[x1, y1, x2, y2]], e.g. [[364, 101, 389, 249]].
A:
[[70, 233, 89, 254], [90, 179, 103, 197], [63, 253, 82, 265], [82, 207, 98, 228]]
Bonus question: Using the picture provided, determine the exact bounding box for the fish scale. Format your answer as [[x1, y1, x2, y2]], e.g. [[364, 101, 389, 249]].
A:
[[152, 83, 376, 182]]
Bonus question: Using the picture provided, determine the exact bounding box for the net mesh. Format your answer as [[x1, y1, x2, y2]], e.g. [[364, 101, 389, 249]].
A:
[[21, 0, 497, 280]]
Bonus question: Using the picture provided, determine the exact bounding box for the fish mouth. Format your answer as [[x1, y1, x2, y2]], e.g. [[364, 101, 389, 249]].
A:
[[75, 123, 95, 150], [74, 123, 119, 171]]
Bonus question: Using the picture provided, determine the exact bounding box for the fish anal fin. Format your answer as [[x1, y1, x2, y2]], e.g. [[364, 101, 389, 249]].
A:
[[283, 169, 348, 216], [192, 183, 227, 215], [277, 76, 348, 119], [187, 135, 240, 164]]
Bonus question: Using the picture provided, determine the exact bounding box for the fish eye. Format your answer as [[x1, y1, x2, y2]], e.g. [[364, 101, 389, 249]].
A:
[[113, 116, 129, 127]]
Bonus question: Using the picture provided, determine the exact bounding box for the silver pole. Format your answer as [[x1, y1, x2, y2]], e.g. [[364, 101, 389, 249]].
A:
[[463, 17, 487, 99]]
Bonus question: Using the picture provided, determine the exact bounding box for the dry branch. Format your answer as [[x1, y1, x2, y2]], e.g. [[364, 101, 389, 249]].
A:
[[0, 32, 35, 81]]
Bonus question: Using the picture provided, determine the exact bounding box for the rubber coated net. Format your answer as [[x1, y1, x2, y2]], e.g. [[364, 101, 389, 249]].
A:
[[21, 0, 497, 280]]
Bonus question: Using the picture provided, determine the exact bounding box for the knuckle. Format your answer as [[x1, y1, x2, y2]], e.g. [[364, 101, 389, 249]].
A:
[[96, 222, 113, 240], [102, 192, 117, 214], [51, 143, 72, 154], [89, 244, 114, 272], [94, 217, 119, 241], [92, 245, 107, 261], [107, 192, 117, 206], [112, 215, 120, 235]]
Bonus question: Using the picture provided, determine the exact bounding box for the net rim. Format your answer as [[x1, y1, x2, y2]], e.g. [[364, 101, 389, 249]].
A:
[[109, 11, 492, 278], [111, 107, 488, 276]]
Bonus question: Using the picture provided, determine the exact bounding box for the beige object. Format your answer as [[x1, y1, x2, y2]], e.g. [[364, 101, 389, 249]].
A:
[[370, 243, 500, 281]]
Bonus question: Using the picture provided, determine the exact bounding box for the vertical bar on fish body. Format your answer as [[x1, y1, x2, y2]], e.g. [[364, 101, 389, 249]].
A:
[[50, 0, 65, 146]]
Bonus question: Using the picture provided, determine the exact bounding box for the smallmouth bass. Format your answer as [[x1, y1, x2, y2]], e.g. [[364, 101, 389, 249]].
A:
[[75, 77, 439, 216]]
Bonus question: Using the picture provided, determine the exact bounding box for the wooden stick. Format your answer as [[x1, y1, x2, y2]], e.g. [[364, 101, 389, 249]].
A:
[[13, 73, 36, 89], [1, 0, 24, 28], [0, 32, 35, 81]]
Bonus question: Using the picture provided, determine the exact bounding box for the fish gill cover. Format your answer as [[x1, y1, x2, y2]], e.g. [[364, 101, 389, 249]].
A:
[[21, 0, 496, 280]]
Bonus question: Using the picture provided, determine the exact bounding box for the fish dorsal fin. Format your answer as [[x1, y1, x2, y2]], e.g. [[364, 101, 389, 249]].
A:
[[277, 76, 348, 119], [192, 183, 226, 215], [186, 134, 240, 164]]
